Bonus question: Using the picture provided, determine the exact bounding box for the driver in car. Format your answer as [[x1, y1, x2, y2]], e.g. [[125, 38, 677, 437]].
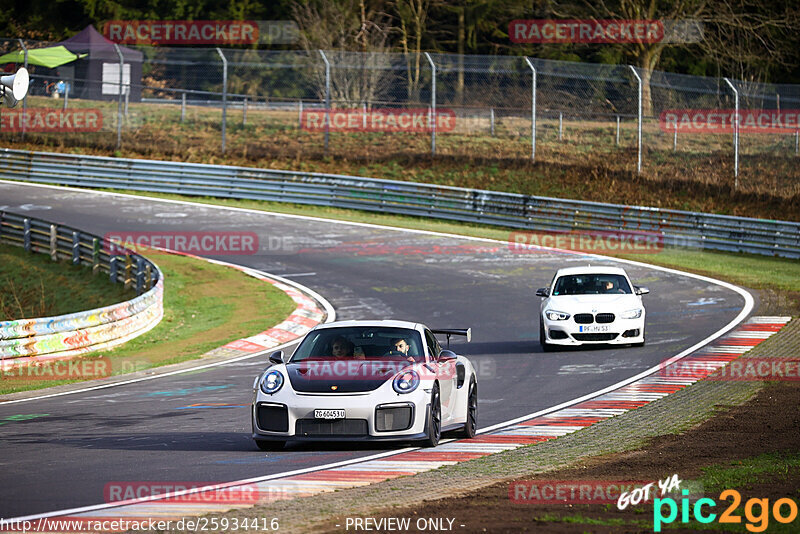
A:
[[387, 338, 416, 363]]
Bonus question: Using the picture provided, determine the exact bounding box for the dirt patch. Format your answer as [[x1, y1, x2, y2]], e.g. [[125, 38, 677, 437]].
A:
[[326, 381, 800, 533]]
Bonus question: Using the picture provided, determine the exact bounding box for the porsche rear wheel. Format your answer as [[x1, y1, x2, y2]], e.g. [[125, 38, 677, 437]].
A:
[[422, 383, 441, 447], [456, 378, 477, 439]]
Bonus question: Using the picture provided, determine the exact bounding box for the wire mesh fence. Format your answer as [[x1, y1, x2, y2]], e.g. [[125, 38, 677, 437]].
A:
[[1, 38, 798, 197]]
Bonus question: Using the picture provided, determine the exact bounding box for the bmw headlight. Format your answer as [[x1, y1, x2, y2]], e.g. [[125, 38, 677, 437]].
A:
[[260, 370, 284, 394], [621, 308, 643, 319], [392, 370, 420, 394], [545, 310, 570, 321]]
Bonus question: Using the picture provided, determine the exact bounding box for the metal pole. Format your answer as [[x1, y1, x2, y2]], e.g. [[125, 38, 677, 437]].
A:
[[181, 92, 186, 122], [18, 39, 27, 140], [616, 116, 620, 146], [490, 108, 495, 136], [629, 65, 642, 174], [63, 83, 69, 110], [796, 129, 798, 155], [424, 52, 436, 156], [124, 87, 129, 116], [723, 77, 739, 187], [243, 97, 247, 126], [319, 50, 330, 153], [524, 57, 537, 161], [362, 102, 367, 130], [113, 44, 124, 149], [298, 99, 303, 129], [558, 112, 563, 141], [673, 126, 677, 151], [216, 47, 228, 153]]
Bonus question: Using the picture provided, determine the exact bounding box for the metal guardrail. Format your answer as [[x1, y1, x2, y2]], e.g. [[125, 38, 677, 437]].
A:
[[1, 148, 799, 259], [0, 210, 163, 363]]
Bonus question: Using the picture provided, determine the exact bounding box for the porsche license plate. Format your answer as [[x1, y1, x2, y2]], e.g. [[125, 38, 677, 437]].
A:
[[314, 409, 345, 420], [579, 325, 610, 333]]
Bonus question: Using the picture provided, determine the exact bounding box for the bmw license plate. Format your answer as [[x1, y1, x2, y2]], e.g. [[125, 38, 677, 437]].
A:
[[579, 325, 610, 333], [314, 409, 345, 420]]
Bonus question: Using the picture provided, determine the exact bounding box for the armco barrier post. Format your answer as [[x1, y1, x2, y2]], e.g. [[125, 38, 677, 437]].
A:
[[629, 65, 642, 174], [49, 225, 58, 261], [23, 218, 31, 252], [145, 264, 152, 290], [72, 231, 80, 264], [723, 78, 739, 188], [216, 48, 228, 153], [524, 57, 537, 161], [136, 257, 144, 294], [124, 255, 133, 291], [110, 256, 118, 284], [424, 52, 436, 156]]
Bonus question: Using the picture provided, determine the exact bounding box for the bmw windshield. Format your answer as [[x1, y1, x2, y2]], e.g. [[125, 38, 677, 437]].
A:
[[552, 274, 632, 295]]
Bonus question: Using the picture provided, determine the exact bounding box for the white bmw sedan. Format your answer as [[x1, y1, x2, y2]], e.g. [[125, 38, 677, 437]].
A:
[[251, 320, 477, 450], [537, 266, 648, 350]]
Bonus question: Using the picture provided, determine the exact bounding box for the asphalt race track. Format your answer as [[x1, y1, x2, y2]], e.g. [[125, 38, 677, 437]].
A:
[[0, 182, 750, 519]]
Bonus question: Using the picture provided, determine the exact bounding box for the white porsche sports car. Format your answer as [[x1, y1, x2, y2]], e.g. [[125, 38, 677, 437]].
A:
[[537, 266, 649, 350], [251, 320, 477, 450]]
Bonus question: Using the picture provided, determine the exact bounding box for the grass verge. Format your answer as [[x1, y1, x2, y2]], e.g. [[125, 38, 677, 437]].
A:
[[0, 251, 296, 395], [0, 243, 129, 321]]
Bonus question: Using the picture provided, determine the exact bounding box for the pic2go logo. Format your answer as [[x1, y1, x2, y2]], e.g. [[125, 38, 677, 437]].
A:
[[654, 489, 798, 532]]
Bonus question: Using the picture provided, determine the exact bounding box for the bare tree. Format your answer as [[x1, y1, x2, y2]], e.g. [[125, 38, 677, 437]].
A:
[[394, 0, 430, 102], [293, 0, 394, 107]]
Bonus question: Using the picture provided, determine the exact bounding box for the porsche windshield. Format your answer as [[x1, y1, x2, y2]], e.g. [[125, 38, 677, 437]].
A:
[[290, 327, 425, 362], [552, 274, 632, 295]]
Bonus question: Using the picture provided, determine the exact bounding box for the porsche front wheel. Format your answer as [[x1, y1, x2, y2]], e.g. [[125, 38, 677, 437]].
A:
[[422, 383, 441, 447]]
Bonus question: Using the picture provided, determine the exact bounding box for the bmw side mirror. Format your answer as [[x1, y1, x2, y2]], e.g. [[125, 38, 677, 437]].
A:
[[635, 286, 650, 296], [536, 287, 550, 297], [268, 350, 284, 364]]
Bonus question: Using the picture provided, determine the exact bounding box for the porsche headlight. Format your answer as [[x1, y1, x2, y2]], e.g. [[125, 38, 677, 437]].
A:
[[621, 308, 643, 319], [545, 310, 570, 321], [260, 370, 284, 394], [392, 370, 420, 394]]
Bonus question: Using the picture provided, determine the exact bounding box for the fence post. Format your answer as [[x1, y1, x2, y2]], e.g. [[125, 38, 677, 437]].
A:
[[616, 116, 620, 146], [318, 50, 331, 153], [92, 238, 100, 275], [72, 231, 80, 264], [243, 97, 248, 126], [559, 112, 563, 141], [124, 87, 129, 116], [181, 92, 186, 123], [63, 83, 69, 110], [490, 108, 495, 136], [298, 99, 303, 129], [216, 48, 228, 153], [136, 257, 144, 294], [796, 129, 798, 155], [628, 66, 642, 174], [723, 78, 739, 188], [673, 126, 677, 151], [524, 57, 537, 161], [23, 218, 31, 252], [113, 44, 125, 150], [18, 39, 27, 140], [124, 255, 133, 291], [362, 102, 367, 130], [424, 52, 436, 156], [49, 224, 58, 261], [145, 264, 152, 291]]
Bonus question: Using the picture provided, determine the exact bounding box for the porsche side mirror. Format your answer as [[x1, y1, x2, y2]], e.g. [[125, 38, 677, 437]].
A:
[[536, 287, 550, 297], [268, 350, 284, 364], [635, 286, 650, 296]]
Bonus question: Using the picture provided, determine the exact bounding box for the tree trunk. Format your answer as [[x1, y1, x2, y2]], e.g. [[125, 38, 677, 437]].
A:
[[456, 7, 465, 105]]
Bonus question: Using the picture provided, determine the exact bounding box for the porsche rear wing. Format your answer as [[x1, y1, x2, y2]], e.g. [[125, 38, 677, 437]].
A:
[[432, 328, 471, 348]]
